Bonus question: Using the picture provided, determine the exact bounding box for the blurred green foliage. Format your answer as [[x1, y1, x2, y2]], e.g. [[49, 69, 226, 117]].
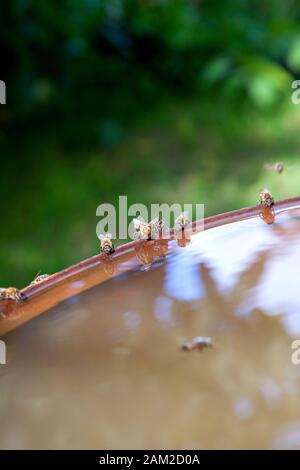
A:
[[1, 0, 300, 286], [2, 0, 300, 125]]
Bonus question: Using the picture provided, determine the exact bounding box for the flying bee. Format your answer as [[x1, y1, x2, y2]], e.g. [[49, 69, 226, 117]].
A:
[[0, 287, 23, 301], [30, 273, 50, 286], [180, 336, 213, 352], [99, 233, 115, 254], [174, 212, 190, 233], [133, 217, 168, 240], [259, 188, 274, 208], [264, 161, 286, 174]]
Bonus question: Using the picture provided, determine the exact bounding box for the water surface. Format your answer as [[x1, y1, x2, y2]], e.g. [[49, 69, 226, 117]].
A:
[[1, 208, 300, 449]]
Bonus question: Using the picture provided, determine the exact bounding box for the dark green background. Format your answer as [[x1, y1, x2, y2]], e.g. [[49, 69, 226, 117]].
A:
[[1, 0, 300, 287]]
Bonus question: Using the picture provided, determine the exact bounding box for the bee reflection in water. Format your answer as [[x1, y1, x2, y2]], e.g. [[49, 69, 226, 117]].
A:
[[260, 206, 275, 225], [175, 231, 191, 248], [102, 255, 116, 276], [135, 239, 169, 272]]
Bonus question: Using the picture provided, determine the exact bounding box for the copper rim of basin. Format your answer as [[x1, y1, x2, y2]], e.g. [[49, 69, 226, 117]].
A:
[[1, 196, 300, 337]]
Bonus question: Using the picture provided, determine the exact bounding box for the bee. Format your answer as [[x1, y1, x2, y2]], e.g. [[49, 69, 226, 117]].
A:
[[99, 233, 115, 254], [174, 212, 190, 233], [133, 217, 168, 240], [133, 217, 151, 240], [180, 336, 213, 352], [0, 287, 23, 301], [264, 162, 285, 174], [30, 273, 49, 286], [151, 218, 168, 239], [259, 188, 274, 208]]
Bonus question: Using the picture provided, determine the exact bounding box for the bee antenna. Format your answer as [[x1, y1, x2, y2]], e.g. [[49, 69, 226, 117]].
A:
[[33, 270, 41, 281]]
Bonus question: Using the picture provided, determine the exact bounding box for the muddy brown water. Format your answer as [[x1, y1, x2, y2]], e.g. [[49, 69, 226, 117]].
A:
[[1, 205, 300, 449]]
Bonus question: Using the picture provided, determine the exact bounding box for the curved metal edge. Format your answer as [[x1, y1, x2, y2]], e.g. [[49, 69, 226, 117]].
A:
[[1, 196, 299, 337]]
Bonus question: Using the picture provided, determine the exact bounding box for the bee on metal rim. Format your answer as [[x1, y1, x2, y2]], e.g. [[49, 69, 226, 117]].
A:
[[133, 217, 168, 241], [151, 217, 168, 239], [264, 161, 285, 174], [174, 211, 190, 233], [133, 217, 150, 240], [0, 287, 23, 301], [99, 233, 115, 254], [30, 273, 50, 286], [180, 336, 213, 352], [259, 188, 274, 208]]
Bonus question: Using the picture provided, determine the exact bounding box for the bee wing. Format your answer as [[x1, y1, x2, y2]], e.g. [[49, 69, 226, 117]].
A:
[[192, 336, 213, 345], [263, 163, 273, 170], [150, 218, 164, 238], [133, 230, 141, 240], [260, 187, 271, 194], [181, 211, 190, 226], [149, 217, 159, 228], [133, 218, 140, 229], [133, 217, 146, 230], [159, 220, 169, 235], [99, 233, 112, 241], [174, 221, 182, 232], [263, 162, 294, 172], [149, 223, 158, 239], [151, 218, 168, 229]]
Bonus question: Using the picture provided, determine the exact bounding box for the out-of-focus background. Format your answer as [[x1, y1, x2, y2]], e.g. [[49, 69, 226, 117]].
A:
[[1, 0, 300, 287]]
